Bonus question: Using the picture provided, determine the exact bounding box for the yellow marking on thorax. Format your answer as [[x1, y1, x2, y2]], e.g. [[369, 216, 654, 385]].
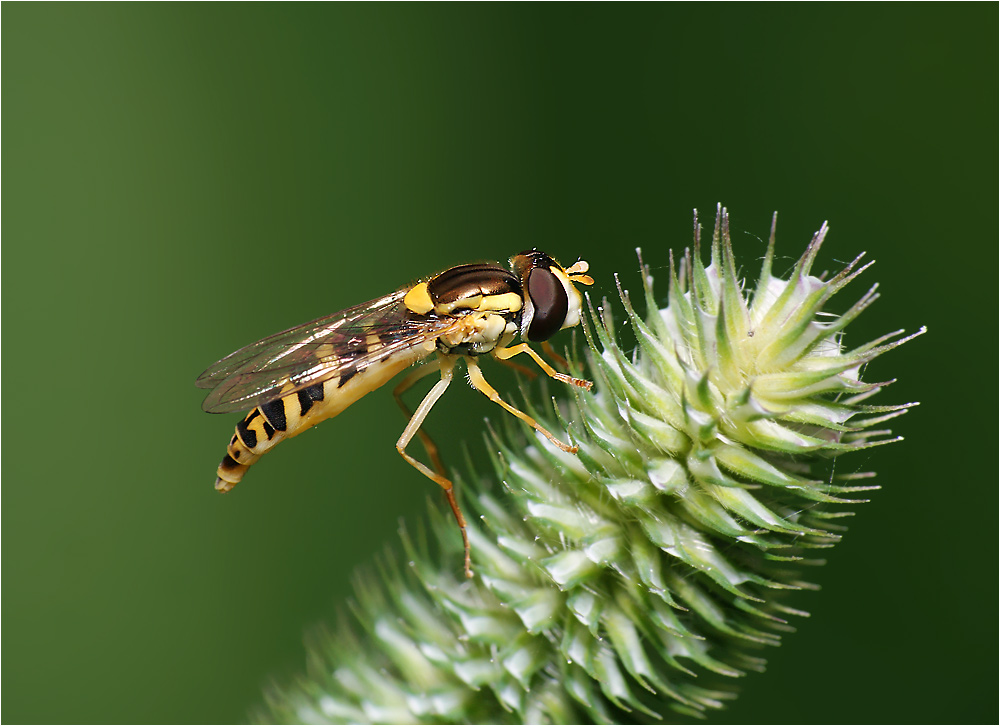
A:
[[477, 292, 522, 313], [435, 292, 523, 316], [404, 283, 434, 315], [407, 283, 523, 318], [436, 295, 481, 315]]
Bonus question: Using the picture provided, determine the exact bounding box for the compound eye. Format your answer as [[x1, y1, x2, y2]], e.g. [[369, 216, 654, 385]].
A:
[[524, 267, 568, 341]]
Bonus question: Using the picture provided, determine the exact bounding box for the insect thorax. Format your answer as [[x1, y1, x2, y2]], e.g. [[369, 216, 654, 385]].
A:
[[402, 262, 525, 357], [435, 312, 519, 356]]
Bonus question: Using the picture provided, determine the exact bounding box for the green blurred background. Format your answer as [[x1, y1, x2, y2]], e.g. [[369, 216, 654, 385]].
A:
[[3, 4, 995, 724]]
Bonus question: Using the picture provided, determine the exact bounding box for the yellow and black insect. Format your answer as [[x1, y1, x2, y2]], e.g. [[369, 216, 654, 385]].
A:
[[197, 250, 594, 577]]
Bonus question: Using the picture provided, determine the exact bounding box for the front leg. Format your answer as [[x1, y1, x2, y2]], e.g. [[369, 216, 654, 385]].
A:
[[492, 343, 593, 391], [465, 357, 578, 454]]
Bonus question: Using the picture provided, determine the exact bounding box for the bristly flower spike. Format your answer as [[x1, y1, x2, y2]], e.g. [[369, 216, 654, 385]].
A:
[[260, 206, 923, 724]]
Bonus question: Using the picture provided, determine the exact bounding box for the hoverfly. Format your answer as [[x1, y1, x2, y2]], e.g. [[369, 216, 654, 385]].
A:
[[196, 250, 594, 578]]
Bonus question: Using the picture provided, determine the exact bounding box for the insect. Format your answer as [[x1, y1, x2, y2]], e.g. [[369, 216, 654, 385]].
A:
[[196, 250, 595, 578]]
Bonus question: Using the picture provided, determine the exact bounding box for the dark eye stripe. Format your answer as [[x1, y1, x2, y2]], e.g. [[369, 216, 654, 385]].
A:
[[525, 268, 568, 341]]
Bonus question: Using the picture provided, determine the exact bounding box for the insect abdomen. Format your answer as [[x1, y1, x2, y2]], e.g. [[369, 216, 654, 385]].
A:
[[214, 348, 429, 492], [214, 385, 321, 491]]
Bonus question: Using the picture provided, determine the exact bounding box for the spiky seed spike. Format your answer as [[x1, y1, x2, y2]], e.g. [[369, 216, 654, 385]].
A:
[[666, 249, 695, 349], [719, 220, 752, 353], [754, 264, 848, 368], [752, 210, 779, 308], [758, 221, 829, 329], [636, 247, 664, 339], [799, 221, 829, 279], [850, 326, 926, 360], [710, 204, 724, 274], [615, 275, 686, 408], [691, 213, 713, 312], [826, 251, 869, 287], [714, 302, 741, 391], [259, 210, 921, 725]]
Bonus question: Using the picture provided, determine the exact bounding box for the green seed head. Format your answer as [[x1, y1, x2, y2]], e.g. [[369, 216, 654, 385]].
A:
[[261, 207, 922, 724]]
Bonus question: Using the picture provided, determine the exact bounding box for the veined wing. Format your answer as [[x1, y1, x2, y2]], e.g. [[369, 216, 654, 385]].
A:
[[197, 287, 453, 414], [196, 289, 410, 390]]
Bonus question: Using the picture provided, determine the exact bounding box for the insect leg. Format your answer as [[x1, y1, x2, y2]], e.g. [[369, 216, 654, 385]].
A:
[[393, 360, 446, 477], [465, 357, 579, 454], [541, 340, 570, 370], [495, 356, 538, 379], [394, 357, 473, 579], [492, 343, 593, 391]]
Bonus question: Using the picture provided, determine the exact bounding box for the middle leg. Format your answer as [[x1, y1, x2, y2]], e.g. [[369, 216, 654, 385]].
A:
[[393, 360, 446, 477], [394, 356, 473, 579]]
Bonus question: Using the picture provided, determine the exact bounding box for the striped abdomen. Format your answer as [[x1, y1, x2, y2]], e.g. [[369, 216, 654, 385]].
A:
[[214, 347, 429, 492]]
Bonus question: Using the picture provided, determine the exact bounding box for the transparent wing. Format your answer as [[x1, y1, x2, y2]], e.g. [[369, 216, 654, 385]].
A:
[[197, 287, 453, 414], [195, 289, 409, 390]]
